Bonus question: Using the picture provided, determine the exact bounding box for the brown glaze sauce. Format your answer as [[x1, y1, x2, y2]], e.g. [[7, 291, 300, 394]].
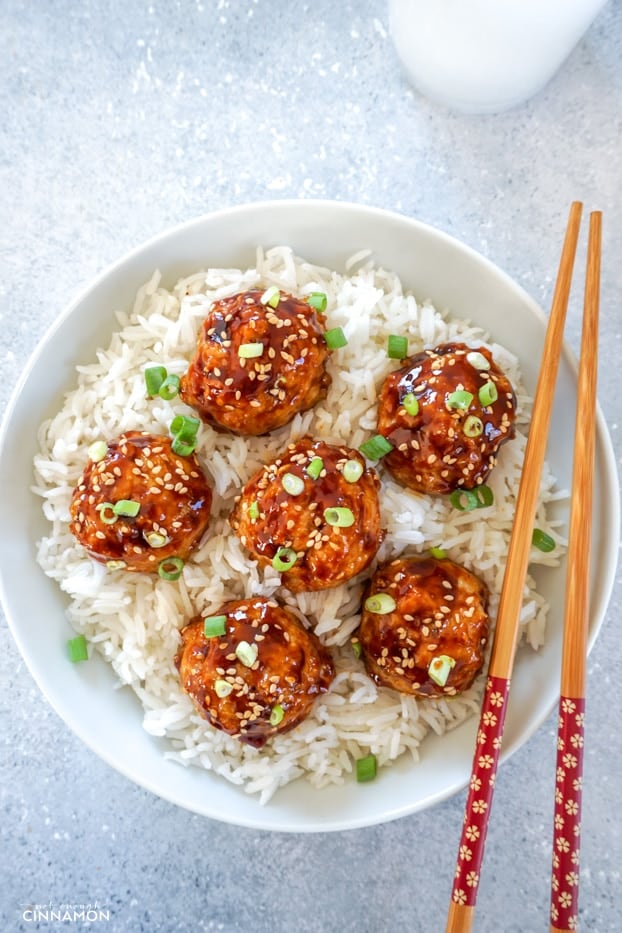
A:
[[359, 556, 489, 698], [377, 342, 516, 495], [229, 436, 384, 592], [175, 596, 335, 747], [179, 289, 331, 435], [69, 431, 212, 572]]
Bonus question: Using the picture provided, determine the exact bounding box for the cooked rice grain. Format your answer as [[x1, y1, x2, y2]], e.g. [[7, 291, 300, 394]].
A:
[[33, 247, 564, 803]]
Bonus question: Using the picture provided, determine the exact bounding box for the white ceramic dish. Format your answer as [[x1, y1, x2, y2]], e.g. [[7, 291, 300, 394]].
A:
[[0, 200, 618, 832]]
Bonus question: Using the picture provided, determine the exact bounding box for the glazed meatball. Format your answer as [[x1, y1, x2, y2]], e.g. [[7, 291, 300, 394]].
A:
[[358, 556, 489, 698], [175, 596, 335, 747], [376, 342, 516, 495], [179, 288, 331, 435], [229, 437, 384, 593], [69, 431, 213, 572]]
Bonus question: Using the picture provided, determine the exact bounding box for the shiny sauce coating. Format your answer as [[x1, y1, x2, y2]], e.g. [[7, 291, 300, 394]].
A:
[[229, 436, 384, 592], [179, 289, 331, 435], [359, 556, 489, 698], [175, 596, 334, 747], [377, 342, 516, 494], [69, 431, 212, 572]]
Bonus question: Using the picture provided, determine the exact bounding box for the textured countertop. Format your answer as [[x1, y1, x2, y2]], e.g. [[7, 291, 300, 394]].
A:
[[1, 2, 621, 931]]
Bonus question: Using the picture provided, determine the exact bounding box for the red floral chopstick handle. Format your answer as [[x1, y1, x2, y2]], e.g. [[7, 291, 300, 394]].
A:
[[550, 695, 585, 932], [450, 675, 510, 909]]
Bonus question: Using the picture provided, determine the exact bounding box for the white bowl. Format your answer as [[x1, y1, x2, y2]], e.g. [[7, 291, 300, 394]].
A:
[[1, 200, 618, 832]]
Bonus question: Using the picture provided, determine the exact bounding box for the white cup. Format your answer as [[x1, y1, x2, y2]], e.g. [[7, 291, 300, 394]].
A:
[[388, 0, 608, 113]]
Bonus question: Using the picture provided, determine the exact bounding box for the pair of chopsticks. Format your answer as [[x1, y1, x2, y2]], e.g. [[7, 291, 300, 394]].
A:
[[445, 202, 602, 933]]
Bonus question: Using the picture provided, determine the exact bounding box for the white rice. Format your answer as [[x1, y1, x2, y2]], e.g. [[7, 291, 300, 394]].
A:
[[33, 246, 565, 803]]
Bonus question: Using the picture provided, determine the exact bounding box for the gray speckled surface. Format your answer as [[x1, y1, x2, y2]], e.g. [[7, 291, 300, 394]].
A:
[[1, 2, 621, 931]]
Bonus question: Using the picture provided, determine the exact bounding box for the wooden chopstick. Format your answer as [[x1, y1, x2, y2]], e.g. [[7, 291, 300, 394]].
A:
[[445, 201, 584, 933], [549, 210, 601, 933]]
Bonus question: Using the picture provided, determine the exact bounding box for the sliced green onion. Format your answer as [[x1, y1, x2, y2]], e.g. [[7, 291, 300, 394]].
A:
[[532, 528, 556, 552], [143, 530, 169, 548], [447, 390, 473, 411], [449, 489, 478, 511], [214, 679, 233, 698], [402, 393, 419, 416], [324, 507, 355, 527], [463, 415, 484, 438], [387, 334, 408, 359], [248, 500, 260, 520], [359, 434, 394, 460], [351, 638, 362, 659], [170, 414, 200, 455], [474, 485, 494, 507], [269, 704, 285, 726], [158, 557, 184, 580], [96, 502, 118, 525], [478, 381, 498, 406], [324, 327, 348, 350], [260, 285, 280, 308], [307, 291, 328, 312], [364, 593, 396, 614], [170, 414, 200, 439], [235, 640, 258, 667], [105, 559, 126, 571], [449, 486, 494, 511], [356, 753, 377, 783], [466, 350, 491, 371], [343, 459, 364, 483], [172, 438, 197, 456], [203, 615, 227, 638], [282, 472, 305, 496], [144, 365, 167, 397], [158, 374, 181, 400], [272, 547, 298, 572], [113, 499, 141, 518], [88, 440, 108, 462], [428, 654, 456, 687], [67, 634, 88, 663], [238, 342, 264, 359], [306, 457, 324, 480], [429, 546, 447, 559]]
